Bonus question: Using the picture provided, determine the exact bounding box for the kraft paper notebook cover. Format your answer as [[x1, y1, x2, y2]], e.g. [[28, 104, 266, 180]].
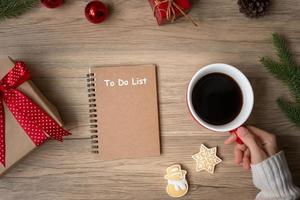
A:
[[87, 64, 160, 160]]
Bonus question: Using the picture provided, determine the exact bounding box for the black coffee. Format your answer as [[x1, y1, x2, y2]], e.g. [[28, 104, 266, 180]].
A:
[[192, 73, 243, 125]]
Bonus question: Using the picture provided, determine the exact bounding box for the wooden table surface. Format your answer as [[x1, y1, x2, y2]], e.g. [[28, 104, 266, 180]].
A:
[[1, 0, 300, 199]]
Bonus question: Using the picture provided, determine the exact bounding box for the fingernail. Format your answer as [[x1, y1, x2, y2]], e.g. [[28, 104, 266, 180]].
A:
[[236, 127, 246, 137]]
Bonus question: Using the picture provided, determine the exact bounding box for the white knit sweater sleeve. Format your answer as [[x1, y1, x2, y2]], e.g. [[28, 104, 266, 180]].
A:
[[251, 151, 300, 200]]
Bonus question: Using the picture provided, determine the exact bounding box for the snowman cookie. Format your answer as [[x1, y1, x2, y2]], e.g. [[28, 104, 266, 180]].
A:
[[164, 164, 189, 198]]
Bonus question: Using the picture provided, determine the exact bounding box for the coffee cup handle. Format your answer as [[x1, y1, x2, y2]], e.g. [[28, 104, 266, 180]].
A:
[[229, 128, 244, 145]]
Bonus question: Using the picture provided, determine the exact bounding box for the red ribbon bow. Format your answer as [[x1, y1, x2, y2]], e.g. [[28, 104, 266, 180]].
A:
[[0, 61, 70, 166]]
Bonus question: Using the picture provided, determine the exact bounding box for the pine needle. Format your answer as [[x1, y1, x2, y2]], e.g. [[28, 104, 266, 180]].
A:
[[277, 98, 300, 127], [272, 33, 297, 69], [260, 33, 300, 128], [260, 57, 289, 80], [261, 56, 300, 102], [0, 0, 39, 21]]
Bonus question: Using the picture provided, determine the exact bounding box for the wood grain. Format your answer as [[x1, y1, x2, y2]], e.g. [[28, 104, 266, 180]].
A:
[[1, 0, 300, 199]]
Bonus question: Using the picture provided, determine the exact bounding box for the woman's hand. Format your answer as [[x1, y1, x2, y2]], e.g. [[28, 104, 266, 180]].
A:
[[224, 126, 279, 170]]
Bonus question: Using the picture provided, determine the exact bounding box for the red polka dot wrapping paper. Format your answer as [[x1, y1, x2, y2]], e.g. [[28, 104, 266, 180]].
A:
[[0, 57, 70, 175]]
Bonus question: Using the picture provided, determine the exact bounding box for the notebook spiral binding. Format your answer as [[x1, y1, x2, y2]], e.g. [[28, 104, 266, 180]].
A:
[[87, 73, 99, 154]]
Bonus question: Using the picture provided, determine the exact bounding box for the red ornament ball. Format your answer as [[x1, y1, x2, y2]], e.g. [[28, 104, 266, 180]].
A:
[[41, 0, 63, 8], [85, 1, 109, 24]]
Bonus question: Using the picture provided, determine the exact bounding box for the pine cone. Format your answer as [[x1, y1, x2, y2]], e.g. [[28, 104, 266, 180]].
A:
[[238, 0, 270, 18]]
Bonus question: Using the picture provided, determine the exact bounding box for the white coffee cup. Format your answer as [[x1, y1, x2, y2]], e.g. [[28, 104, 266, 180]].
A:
[[187, 63, 254, 135]]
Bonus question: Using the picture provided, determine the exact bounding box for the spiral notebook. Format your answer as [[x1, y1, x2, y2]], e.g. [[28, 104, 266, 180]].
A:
[[87, 64, 160, 160]]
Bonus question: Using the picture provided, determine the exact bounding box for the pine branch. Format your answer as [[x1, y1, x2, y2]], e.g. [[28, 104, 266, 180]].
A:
[[261, 56, 300, 102], [260, 33, 300, 128], [272, 33, 297, 69], [260, 33, 300, 103], [260, 57, 290, 80], [0, 0, 39, 21], [277, 98, 300, 127]]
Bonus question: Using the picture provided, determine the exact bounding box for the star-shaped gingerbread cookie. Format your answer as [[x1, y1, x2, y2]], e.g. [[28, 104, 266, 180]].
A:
[[192, 144, 222, 174]]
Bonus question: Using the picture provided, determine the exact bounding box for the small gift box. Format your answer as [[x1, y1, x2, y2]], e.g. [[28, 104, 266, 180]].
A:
[[0, 57, 70, 175], [148, 0, 191, 25]]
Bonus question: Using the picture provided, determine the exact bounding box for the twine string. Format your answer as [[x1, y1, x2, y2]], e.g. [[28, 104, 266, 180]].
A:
[[153, 0, 198, 26]]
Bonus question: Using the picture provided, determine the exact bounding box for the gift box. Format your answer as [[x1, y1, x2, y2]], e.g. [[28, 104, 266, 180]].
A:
[[0, 57, 70, 176], [148, 0, 191, 25]]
